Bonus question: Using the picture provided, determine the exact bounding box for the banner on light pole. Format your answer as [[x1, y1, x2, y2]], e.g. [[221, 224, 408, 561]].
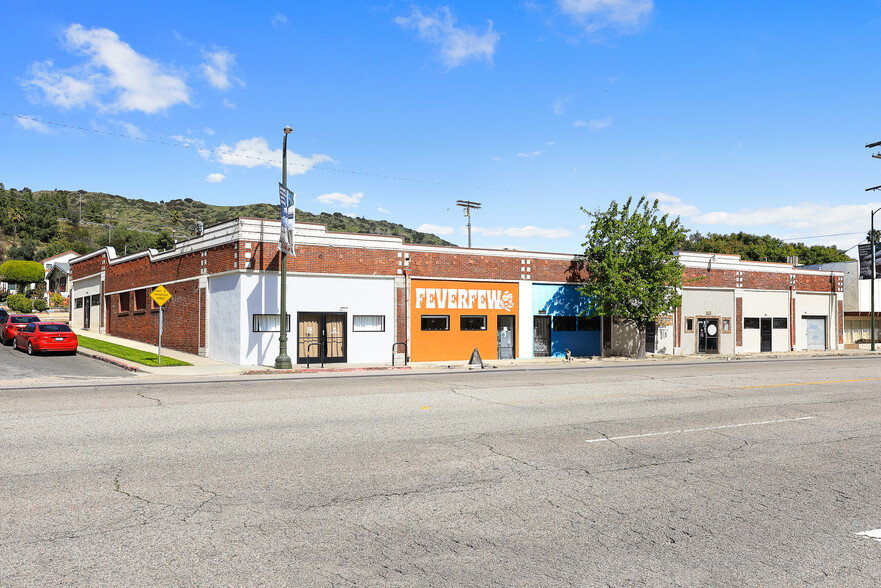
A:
[[858, 243, 881, 279], [279, 182, 296, 255]]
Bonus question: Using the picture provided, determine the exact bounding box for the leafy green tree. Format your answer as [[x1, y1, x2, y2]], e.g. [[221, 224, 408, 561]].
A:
[[7, 238, 39, 261], [868, 230, 881, 244], [83, 199, 106, 223], [0, 260, 45, 293], [580, 197, 688, 359], [679, 231, 851, 264]]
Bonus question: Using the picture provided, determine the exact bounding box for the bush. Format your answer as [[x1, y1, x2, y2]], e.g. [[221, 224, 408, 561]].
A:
[[32, 299, 47, 312], [49, 292, 65, 307], [6, 293, 33, 313], [0, 260, 45, 289]]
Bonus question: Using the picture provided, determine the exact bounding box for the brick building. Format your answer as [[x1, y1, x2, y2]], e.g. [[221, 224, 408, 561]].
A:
[[633, 252, 844, 356], [68, 219, 844, 365]]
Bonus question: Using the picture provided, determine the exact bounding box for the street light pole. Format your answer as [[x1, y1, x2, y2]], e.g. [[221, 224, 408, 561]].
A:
[[274, 126, 294, 369], [872, 206, 881, 351]]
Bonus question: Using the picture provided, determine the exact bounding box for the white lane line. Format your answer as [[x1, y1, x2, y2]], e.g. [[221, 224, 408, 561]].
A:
[[585, 416, 815, 443], [857, 529, 881, 542]]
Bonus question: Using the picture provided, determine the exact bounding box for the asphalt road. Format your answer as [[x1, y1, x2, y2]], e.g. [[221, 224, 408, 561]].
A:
[[3, 356, 881, 586], [0, 336, 135, 383]]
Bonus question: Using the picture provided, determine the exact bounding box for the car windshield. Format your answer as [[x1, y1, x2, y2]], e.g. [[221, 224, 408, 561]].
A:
[[38, 324, 72, 333], [11, 316, 39, 324]]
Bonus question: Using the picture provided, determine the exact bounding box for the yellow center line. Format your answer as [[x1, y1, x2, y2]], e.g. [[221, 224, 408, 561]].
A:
[[738, 377, 881, 389]]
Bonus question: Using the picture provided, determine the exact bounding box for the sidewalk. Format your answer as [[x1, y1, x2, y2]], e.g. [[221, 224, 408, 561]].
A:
[[68, 324, 881, 378], [69, 326, 419, 377]]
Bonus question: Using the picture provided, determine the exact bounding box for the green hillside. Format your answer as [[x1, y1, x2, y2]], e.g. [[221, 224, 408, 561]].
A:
[[0, 184, 456, 262]]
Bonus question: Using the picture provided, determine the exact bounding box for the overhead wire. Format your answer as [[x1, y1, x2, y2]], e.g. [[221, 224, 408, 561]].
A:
[[1, 112, 547, 197]]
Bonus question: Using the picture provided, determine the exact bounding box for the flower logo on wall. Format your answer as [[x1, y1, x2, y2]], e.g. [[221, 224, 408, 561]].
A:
[[502, 291, 514, 311]]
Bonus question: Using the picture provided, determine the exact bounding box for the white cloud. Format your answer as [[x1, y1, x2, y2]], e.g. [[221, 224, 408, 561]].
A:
[[23, 24, 191, 114], [170, 134, 205, 148], [651, 192, 700, 217], [575, 117, 612, 131], [517, 151, 542, 158], [418, 223, 455, 235], [472, 226, 573, 239], [395, 7, 500, 69], [558, 0, 654, 34], [377, 206, 389, 214], [316, 192, 362, 208], [272, 13, 289, 27], [112, 120, 145, 138], [201, 49, 240, 90], [204, 127, 215, 136], [654, 193, 876, 247], [206, 173, 226, 183], [215, 136, 333, 174], [552, 96, 572, 115], [15, 115, 51, 133], [222, 98, 237, 109]]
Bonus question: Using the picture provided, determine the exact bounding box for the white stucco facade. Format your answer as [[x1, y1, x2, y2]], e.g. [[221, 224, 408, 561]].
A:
[[207, 271, 397, 366]]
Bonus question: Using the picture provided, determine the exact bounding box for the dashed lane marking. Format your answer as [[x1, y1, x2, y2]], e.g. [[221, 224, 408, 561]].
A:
[[857, 529, 881, 542], [585, 416, 815, 444]]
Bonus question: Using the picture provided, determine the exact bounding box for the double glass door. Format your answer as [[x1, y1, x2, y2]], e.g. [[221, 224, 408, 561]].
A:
[[297, 312, 347, 363]]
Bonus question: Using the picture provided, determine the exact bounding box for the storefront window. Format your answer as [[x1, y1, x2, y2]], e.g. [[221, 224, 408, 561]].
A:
[[743, 318, 759, 329], [421, 315, 449, 331], [353, 315, 385, 332], [577, 316, 601, 331], [773, 317, 788, 329], [460, 315, 487, 331], [253, 314, 292, 332], [554, 316, 576, 331]]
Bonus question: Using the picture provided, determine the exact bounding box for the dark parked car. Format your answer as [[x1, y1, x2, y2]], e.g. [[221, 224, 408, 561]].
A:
[[0, 308, 7, 323], [0, 314, 41, 345], [14, 322, 78, 355]]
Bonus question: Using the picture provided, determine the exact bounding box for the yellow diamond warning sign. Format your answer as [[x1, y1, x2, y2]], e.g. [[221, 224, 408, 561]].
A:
[[150, 285, 172, 307]]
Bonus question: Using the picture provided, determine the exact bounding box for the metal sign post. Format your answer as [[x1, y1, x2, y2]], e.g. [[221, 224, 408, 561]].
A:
[[158, 306, 163, 366], [150, 285, 172, 366]]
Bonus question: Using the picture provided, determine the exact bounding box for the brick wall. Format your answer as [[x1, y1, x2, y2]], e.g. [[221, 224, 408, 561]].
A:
[[106, 280, 201, 354], [736, 297, 743, 346], [683, 267, 840, 293]]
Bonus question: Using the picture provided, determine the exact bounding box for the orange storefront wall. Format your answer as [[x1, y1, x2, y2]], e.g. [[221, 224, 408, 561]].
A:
[[410, 279, 519, 362]]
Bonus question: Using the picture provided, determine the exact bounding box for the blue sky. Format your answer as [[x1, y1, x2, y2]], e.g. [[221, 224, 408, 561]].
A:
[[3, 1, 881, 255]]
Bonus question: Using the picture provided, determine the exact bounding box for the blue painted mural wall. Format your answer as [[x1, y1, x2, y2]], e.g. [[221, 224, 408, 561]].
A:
[[532, 284, 601, 357]]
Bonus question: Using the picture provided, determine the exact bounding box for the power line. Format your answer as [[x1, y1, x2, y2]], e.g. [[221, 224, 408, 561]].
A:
[[2, 112, 547, 197], [780, 231, 864, 242]]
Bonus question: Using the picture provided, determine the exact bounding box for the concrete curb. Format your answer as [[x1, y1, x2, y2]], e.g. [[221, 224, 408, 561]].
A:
[[242, 366, 413, 375], [76, 349, 142, 372]]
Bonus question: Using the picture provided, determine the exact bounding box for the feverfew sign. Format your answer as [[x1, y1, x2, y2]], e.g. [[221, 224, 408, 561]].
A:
[[414, 287, 514, 311]]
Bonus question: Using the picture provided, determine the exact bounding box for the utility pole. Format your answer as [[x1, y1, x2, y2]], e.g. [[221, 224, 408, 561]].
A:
[[456, 200, 481, 248]]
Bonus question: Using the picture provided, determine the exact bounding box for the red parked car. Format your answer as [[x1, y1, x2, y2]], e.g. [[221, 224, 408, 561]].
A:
[[0, 314, 41, 345], [14, 322, 78, 355]]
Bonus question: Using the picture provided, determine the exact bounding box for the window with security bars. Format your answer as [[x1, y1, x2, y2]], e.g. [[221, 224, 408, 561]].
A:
[[773, 318, 788, 329], [253, 314, 292, 332]]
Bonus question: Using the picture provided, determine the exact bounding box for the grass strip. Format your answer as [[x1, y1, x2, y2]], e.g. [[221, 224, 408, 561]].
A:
[[77, 335, 192, 367]]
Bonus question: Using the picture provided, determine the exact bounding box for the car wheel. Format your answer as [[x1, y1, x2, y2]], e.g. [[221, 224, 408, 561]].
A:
[[27, 342, 34, 356]]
